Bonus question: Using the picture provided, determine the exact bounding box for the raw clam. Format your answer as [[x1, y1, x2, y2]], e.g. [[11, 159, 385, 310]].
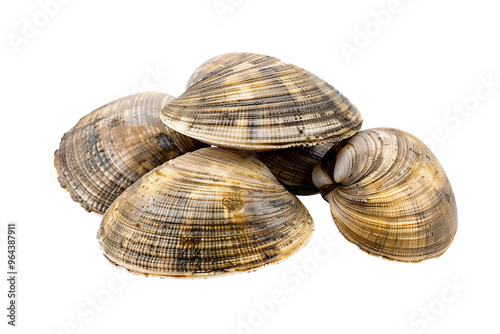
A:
[[250, 143, 337, 196], [161, 53, 362, 151], [55, 92, 206, 215], [98, 147, 313, 278], [312, 128, 458, 262]]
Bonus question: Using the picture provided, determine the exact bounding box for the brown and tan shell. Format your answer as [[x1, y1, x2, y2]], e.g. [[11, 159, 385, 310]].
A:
[[249, 143, 337, 196], [161, 53, 363, 151], [98, 147, 314, 278], [54, 92, 207, 215], [312, 128, 458, 262]]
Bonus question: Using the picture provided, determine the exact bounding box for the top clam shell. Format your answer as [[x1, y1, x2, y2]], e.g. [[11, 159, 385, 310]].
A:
[[312, 128, 458, 262], [161, 53, 362, 151], [54, 92, 206, 215], [98, 147, 314, 278]]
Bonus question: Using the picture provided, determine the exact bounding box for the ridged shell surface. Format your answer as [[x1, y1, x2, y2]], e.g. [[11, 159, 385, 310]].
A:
[[250, 143, 336, 196], [161, 53, 363, 151], [55, 92, 206, 215], [98, 147, 314, 278], [312, 128, 457, 262]]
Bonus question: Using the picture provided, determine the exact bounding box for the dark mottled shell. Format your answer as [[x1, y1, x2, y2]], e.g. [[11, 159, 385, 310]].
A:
[[312, 128, 458, 262], [249, 143, 337, 196], [98, 147, 313, 278], [161, 53, 363, 151], [55, 92, 207, 215]]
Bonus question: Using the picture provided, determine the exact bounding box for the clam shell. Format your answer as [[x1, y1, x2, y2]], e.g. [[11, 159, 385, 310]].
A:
[[250, 143, 337, 196], [55, 92, 206, 215], [161, 53, 363, 151], [98, 147, 314, 278], [312, 128, 458, 262]]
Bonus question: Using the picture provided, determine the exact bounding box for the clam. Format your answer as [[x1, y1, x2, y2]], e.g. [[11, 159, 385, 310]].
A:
[[161, 52, 362, 151], [98, 147, 313, 278], [250, 143, 337, 196], [54, 92, 206, 215], [312, 128, 458, 262]]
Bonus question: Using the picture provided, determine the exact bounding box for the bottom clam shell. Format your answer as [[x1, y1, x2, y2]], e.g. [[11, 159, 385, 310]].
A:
[[250, 143, 336, 196], [98, 148, 314, 278]]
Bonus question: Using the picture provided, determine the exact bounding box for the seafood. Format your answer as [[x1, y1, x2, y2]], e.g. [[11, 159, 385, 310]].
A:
[[98, 147, 313, 277], [55, 92, 206, 214], [161, 53, 362, 151], [250, 143, 337, 195], [312, 128, 458, 262]]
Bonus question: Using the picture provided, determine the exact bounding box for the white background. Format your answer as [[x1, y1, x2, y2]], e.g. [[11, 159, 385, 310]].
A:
[[1, 0, 499, 333]]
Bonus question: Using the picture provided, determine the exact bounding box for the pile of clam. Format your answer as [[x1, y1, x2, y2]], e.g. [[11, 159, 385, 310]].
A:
[[55, 53, 458, 278]]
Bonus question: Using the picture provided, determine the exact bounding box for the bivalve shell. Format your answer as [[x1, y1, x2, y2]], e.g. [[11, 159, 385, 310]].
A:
[[161, 53, 362, 151], [250, 143, 337, 195], [98, 147, 314, 278], [55, 92, 206, 215], [312, 128, 458, 262]]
